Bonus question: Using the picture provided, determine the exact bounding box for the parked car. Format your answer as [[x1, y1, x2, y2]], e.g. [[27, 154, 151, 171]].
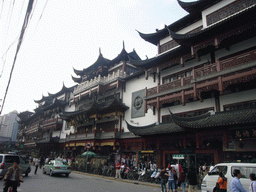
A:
[[201, 163, 256, 192], [0, 154, 31, 178], [42, 160, 71, 177]]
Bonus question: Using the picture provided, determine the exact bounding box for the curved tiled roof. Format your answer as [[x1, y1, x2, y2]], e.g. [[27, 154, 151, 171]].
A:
[[34, 94, 52, 104], [169, 5, 256, 46], [60, 98, 129, 120], [170, 108, 256, 129], [48, 83, 75, 98], [129, 46, 190, 69], [126, 121, 184, 136], [137, 13, 201, 45], [178, 0, 222, 14]]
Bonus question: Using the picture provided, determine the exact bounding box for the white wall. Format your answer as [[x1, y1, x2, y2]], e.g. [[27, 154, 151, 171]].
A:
[[122, 74, 158, 131], [220, 89, 256, 111], [161, 98, 215, 116], [60, 104, 76, 139]]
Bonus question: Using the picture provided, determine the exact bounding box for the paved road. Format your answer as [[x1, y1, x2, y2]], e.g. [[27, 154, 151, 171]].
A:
[[0, 166, 161, 192]]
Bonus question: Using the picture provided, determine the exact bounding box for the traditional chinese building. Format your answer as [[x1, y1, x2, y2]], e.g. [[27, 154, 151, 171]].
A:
[[60, 44, 144, 164], [17, 84, 74, 156], [124, 0, 256, 169]]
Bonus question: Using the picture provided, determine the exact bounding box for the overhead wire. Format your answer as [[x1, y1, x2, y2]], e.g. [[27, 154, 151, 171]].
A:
[[33, 0, 48, 35], [0, 0, 35, 115]]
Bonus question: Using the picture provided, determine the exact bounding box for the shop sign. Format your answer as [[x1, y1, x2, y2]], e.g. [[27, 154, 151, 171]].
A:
[[140, 150, 154, 153], [172, 154, 185, 159], [179, 149, 195, 154], [69, 143, 75, 147], [231, 128, 256, 140], [100, 142, 114, 146], [65, 144, 69, 147], [76, 143, 85, 147]]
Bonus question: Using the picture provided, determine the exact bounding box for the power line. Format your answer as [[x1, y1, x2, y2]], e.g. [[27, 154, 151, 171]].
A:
[[0, 0, 35, 115]]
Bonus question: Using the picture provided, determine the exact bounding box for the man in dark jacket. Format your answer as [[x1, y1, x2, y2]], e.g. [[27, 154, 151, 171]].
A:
[[187, 167, 198, 192], [2, 160, 24, 192]]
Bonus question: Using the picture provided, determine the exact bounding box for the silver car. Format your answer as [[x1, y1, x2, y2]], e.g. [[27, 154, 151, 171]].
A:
[[42, 160, 71, 177], [0, 154, 31, 178]]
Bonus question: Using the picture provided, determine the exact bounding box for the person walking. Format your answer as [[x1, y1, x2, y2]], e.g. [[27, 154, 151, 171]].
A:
[[230, 169, 247, 192], [34, 157, 40, 174], [160, 166, 168, 192], [2, 160, 24, 192], [249, 173, 256, 192], [178, 171, 186, 192], [217, 172, 227, 192], [187, 167, 198, 192], [115, 160, 121, 179], [167, 165, 177, 192]]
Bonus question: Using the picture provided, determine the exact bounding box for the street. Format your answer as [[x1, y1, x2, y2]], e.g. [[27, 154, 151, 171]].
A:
[[0, 166, 161, 192]]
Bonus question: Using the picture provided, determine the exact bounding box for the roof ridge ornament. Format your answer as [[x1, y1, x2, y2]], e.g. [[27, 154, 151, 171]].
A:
[[165, 25, 172, 36]]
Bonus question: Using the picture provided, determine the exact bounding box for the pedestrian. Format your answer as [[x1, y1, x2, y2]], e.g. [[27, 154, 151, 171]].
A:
[[217, 172, 227, 192], [178, 171, 186, 192], [249, 173, 256, 192], [34, 157, 40, 174], [159, 166, 168, 192], [187, 167, 198, 192], [167, 165, 177, 192], [230, 169, 247, 192], [115, 160, 121, 179], [2, 159, 24, 192], [45, 156, 49, 164], [40, 155, 45, 168]]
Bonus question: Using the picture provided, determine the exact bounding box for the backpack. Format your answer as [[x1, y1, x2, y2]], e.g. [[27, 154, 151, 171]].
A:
[[213, 182, 220, 192]]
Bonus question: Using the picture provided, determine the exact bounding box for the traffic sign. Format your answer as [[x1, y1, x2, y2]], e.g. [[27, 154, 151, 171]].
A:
[[86, 142, 92, 149]]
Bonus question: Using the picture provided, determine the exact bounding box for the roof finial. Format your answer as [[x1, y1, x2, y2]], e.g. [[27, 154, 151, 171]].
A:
[[165, 25, 171, 36], [99, 47, 101, 54], [123, 41, 125, 49]]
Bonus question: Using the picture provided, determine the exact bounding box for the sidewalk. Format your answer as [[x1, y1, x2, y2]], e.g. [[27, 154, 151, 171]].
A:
[[72, 170, 201, 191]]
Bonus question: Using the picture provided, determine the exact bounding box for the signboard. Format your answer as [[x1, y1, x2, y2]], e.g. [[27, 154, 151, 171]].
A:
[[172, 154, 185, 159], [76, 143, 85, 147], [140, 150, 154, 154], [86, 142, 92, 149]]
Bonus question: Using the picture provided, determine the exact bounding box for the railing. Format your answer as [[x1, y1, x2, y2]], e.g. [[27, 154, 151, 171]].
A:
[[147, 76, 192, 97], [195, 63, 217, 78], [159, 79, 181, 93], [41, 118, 59, 126], [73, 70, 126, 95], [220, 48, 256, 70], [195, 47, 256, 78]]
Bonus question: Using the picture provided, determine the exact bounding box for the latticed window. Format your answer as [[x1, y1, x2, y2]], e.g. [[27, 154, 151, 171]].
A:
[[224, 100, 256, 111]]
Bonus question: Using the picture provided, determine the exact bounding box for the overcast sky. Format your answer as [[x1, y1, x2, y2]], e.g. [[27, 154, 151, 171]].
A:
[[0, 0, 189, 115]]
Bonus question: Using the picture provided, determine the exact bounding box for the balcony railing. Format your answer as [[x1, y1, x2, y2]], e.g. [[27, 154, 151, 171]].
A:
[[195, 63, 217, 78], [73, 70, 126, 95], [195, 47, 256, 78], [146, 47, 256, 97], [41, 118, 61, 126], [147, 76, 192, 97]]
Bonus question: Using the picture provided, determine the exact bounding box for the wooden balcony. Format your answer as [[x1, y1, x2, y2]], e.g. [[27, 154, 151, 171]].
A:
[[146, 47, 256, 98], [147, 76, 192, 97]]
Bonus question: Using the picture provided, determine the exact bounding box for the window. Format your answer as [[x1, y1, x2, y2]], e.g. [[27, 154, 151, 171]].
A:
[[5, 156, 20, 164], [209, 166, 227, 175], [0, 156, 3, 163], [231, 166, 256, 179], [224, 100, 256, 111]]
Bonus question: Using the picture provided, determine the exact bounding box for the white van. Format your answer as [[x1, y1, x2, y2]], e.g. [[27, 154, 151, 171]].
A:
[[201, 163, 256, 192]]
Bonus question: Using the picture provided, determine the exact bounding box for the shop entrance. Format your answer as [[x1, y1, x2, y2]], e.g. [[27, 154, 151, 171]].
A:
[[165, 153, 196, 173]]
